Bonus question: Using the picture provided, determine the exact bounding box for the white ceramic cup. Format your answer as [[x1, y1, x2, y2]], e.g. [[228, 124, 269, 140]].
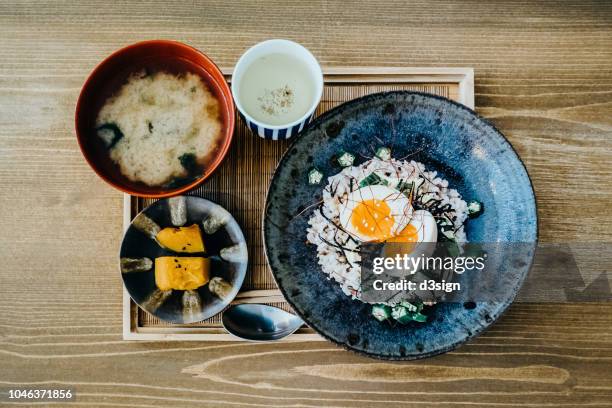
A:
[[231, 39, 323, 140]]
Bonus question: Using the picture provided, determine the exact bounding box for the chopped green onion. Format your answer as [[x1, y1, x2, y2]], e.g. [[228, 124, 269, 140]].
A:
[[375, 147, 392, 160], [467, 200, 483, 218], [396, 179, 413, 195], [391, 305, 413, 324], [442, 229, 456, 240], [399, 300, 419, 312], [392, 304, 428, 324], [308, 168, 324, 185], [337, 151, 355, 167], [411, 311, 428, 323], [372, 304, 391, 321], [359, 172, 388, 188]]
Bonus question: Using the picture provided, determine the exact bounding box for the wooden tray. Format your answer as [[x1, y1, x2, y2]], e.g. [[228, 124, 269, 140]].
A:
[[122, 67, 475, 341]]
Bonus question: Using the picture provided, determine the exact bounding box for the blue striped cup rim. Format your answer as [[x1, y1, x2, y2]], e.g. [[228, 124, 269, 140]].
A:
[[231, 39, 323, 139], [238, 111, 315, 140]]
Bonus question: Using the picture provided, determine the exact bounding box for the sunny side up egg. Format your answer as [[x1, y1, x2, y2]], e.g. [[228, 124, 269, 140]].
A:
[[339, 185, 437, 244]]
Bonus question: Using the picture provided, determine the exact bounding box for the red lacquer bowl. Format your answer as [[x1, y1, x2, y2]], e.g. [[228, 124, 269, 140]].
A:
[[75, 40, 235, 198]]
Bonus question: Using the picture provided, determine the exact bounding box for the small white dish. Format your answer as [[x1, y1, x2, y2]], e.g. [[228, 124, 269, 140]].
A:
[[232, 39, 323, 140]]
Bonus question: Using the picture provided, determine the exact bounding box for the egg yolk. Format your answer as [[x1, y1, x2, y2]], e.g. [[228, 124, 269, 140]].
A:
[[350, 199, 420, 244], [350, 199, 395, 241], [386, 223, 418, 243], [383, 223, 419, 259]]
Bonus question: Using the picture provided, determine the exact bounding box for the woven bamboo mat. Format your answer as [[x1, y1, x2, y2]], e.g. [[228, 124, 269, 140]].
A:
[[124, 68, 474, 339]]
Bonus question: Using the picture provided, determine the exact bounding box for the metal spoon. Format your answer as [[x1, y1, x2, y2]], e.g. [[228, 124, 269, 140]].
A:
[[222, 304, 304, 341]]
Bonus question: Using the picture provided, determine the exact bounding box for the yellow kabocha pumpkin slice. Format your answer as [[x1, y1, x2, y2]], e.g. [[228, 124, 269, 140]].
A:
[[156, 224, 205, 253], [155, 257, 210, 291]]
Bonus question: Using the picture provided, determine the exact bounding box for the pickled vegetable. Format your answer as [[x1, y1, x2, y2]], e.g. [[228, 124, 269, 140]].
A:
[[120, 257, 152, 273], [202, 210, 230, 234], [168, 196, 187, 226], [208, 276, 232, 300], [220, 243, 248, 263], [182, 290, 202, 322], [132, 213, 161, 240], [142, 289, 172, 312]]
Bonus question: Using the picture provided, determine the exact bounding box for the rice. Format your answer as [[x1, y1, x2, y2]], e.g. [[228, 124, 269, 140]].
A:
[[96, 71, 222, 186], [306, 157, 468, 302]]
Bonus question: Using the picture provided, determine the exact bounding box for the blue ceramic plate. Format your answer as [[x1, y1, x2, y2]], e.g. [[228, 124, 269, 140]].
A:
[[263, 91, 537, 359]]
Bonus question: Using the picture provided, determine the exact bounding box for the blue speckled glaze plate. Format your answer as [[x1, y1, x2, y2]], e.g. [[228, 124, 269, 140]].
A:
[[263, 91, 537, 360]]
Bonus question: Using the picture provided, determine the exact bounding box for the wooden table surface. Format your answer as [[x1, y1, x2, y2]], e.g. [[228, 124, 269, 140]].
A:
[[1, 1, 611, 407]]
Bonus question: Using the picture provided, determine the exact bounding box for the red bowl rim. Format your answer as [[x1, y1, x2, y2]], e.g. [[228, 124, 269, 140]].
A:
[[75, 40, 235, 198]]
